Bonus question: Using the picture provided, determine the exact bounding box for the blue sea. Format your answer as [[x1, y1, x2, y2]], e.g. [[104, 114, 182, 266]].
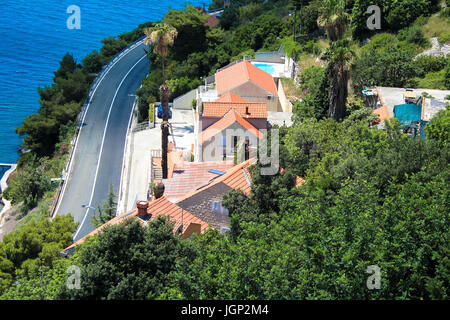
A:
[[0, 0, 210, 166]]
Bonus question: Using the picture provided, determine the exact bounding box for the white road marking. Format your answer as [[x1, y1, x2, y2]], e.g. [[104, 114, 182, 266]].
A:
[[53, 41, 145, 219], [73, 54, 147, 240]]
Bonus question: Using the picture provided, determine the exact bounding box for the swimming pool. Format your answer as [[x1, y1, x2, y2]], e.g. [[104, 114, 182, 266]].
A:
[[253, 63, 276, 75]]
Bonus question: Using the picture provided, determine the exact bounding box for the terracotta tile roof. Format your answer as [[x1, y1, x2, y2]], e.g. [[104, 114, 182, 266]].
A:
[[176, 158, 257, 203], [216, 60, 278, 96], [162, 160, 235, 202], [199, 109, 264, 144], [373, 105, 390, 124], [145, 196, 209, 234], [373, 87, 391, 125], [214, 92, 248, 103], [205, 15, 220, 28], [63, 197, 208, 252], [295, 176, 306, 187], [279, 168, 306, 187], [202, 101, 267, 119]]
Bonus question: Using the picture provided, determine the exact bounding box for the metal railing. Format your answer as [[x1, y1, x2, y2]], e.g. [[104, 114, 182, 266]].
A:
[[133, 121, 155, 132]]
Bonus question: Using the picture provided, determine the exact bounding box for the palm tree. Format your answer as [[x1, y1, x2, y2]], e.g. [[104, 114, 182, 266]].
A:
[[317, 0, 350, 41], [322, 39, 355, 120], [144, 23, 177, 179], [144, 23, 178, 83]]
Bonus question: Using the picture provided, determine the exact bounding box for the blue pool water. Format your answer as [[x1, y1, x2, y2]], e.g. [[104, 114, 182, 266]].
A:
[[0, 0, 209, 165], [253, 63, 275, 75]]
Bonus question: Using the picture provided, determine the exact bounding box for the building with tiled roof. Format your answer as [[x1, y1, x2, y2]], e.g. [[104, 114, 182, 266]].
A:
[[162, 160, 235, 202], [200, 94, 268, 134], [175, 158, 257, 230], [215, 60, 281, 112], [63, 197, 208, 253], [202, 101, 267, 119], [197, 109, 263, 162], [205, 15, 220, 28], [214, 92, 248, 103]]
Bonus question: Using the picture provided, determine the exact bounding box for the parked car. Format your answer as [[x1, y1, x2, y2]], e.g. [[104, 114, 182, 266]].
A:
[[157, 104, 172, 119]]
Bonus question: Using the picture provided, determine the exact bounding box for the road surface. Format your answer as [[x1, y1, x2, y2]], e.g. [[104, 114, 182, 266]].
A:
[[55, 41, 149, 241]]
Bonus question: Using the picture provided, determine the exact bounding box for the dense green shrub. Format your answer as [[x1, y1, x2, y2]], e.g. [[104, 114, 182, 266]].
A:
[[100, 37, 128, 61], [415, 55, 448, 75], [397, 25, 430, 48], [438, 32, 450, 44], [352, 47, 419, 95], [351, 0, 440, 40], [82, 50, 103, 73]]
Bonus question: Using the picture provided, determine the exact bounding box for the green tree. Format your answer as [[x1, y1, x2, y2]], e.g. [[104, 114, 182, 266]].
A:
[[91, 184, 117, 228], [351, 46, 419, 96], [425, 106, 450, 148], [0, 215, 77, 295], [322, 39, 355, 120], [162, 6, 208, 61], [82, 50, 103, 73], [57, 218, 187, 299], [144, 22, 178, 179], [2, 156, 52, 214], [317, 0, 350, 41], [53, 53, 77, 80]]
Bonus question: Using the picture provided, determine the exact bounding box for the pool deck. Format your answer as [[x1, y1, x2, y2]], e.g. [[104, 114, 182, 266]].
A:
[[250, 61, 290, 78], [377, 87, 450, 118]]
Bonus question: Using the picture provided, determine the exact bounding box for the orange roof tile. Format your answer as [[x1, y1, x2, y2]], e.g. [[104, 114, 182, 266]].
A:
[[295, 176, 306, 187], [199, 109, 264, 144], [216, 60, 278, 96], [63, 197, 208, 252], [162, 160, 235, 202], [205, 15, 220, 28], [202, 101, 267, 118], [214, 92, 248, 103], [373, 105, 390, 124], [176, 158, 257, 203]]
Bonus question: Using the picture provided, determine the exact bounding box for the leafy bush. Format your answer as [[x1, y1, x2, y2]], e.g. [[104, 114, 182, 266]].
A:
[[362, 33, 398, 53], [82, 50, 103, 73], [415, 55, 448, 75], [438, 31, 450, 44], [416, 69, 448, 90], [100, 37, 128, 61], [397, 25, 430, 48], [0, 215, 77, 295], [352, 47, 419, 95]]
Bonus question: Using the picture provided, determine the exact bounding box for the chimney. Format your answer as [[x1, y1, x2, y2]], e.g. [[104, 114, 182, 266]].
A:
[[153, 182, 165, 199], [245, 106, 249, 117], [136, 200, 149, 218]]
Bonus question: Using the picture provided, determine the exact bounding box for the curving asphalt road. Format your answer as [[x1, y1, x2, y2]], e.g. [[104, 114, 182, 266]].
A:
[[55, 41, 149, 241]]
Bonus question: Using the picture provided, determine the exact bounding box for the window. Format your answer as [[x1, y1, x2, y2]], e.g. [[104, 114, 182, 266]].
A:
[[212, 201, 228, 215]]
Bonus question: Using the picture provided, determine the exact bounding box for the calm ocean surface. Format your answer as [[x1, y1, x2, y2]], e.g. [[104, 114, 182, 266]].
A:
[[0, 0, 209, 165]]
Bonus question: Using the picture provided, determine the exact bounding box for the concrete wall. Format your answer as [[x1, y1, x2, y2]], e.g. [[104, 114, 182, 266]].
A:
[[173, 88, 197, 110], [277, 78, 293, 112]]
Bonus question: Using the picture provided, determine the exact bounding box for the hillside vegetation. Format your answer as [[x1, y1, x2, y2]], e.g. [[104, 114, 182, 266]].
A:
[[1, 0, 448, 300]]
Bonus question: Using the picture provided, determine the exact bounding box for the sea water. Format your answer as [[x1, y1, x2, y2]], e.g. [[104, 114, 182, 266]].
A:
[[0, 0, 209, 168]]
